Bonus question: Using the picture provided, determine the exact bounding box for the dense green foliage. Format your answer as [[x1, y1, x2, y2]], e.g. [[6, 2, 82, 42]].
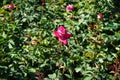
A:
[[0, 0, 120, 80]]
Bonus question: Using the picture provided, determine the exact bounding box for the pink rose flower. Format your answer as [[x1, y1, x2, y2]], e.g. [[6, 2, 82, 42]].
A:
[[66, 4, 74, 12], [97, 14, 103, 19], [53, 25, 73, 45], [7, 4, 14, 9]]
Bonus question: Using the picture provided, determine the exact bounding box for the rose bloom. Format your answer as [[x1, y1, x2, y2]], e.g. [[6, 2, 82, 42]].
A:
[[66, 4, 74, 12], [7, 4, 15, 9], [97, 14, 103, 19], [53, 25, 72, 45]]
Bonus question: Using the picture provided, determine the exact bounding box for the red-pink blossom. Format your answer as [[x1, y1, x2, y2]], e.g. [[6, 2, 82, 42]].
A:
[[66, 4, 74, 12], [53, 25, 72, 45], [7, 4, 14, 9], [97, 14, 103, 19]]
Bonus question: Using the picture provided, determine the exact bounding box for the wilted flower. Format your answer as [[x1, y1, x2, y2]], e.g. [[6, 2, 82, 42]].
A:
[[97, 14, 103, 19], [109, 59, 120, 74], [31, 37, 38, 46], [7, 4, 15, 9], [53, 25, 72, 45], [88, 22, 96, 30], [66, 4, 74, 12], [35, 71, 44, 80]]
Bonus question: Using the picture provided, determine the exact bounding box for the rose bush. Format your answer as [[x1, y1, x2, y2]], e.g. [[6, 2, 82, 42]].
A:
[[0, 0, 120, 80]]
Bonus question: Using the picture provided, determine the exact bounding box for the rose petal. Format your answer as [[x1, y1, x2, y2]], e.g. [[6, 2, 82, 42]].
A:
[[53, 30, 60, 38], [57, 26, 67, 35], [58, 38, 68, 45], [65, 34, 73, 39]]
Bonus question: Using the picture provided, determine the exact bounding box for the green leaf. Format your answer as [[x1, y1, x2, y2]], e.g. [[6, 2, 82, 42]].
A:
[[64, 74, 71, 79], [75, 67, 81, 73], [48, 73, 56, 79], [28, 68, 36, 73], [0, 37, 4, 44], [2, 32, 7, 38], [8, 43, 13, 49], [9, 39, 14, 45], [115, 32, 120, 40], [84, 76, 93, 80]]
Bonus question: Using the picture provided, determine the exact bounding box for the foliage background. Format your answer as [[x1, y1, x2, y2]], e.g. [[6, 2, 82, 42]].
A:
[[0, 0, 120, 80]]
